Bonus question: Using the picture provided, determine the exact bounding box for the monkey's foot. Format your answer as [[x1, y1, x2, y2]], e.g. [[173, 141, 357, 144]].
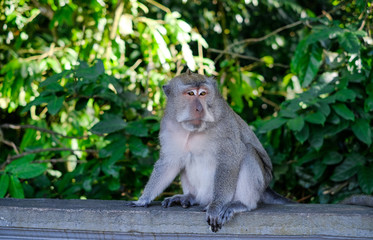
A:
[[162, 194, 196, 208], [206, 204, 222, 232], [219, 201, 248, 226], [206, 201, 248, 232]]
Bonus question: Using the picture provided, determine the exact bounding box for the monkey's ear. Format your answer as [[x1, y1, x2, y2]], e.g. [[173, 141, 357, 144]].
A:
[[186, 68, 192, 75], [162, 84, 171, 97]]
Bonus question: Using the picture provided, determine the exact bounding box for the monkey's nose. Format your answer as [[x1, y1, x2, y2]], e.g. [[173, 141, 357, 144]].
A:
[[196, 104, 203, 112]]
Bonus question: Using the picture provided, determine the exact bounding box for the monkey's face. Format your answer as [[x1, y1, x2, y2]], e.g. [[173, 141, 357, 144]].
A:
[[163, 73, 217, 132], [176, 86, 215, 132]]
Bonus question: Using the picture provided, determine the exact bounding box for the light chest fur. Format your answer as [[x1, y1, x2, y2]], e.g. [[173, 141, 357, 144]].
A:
[[160, 120, 217, 205]]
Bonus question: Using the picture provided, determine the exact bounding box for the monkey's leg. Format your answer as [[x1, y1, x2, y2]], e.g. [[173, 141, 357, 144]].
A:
[[218, 201, 248, 226], [162, 193, 197, 208]]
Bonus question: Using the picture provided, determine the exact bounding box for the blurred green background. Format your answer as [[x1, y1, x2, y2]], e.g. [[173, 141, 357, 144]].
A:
[[0, 0, 372, 203]]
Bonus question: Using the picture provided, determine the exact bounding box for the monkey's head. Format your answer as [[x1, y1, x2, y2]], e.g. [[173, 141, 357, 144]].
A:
[[163, 72, 223, 132]]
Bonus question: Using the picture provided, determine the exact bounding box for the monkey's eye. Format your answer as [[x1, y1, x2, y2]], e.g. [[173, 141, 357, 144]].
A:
[[199, 91, 207, 96], [187, 91, 195, 96]]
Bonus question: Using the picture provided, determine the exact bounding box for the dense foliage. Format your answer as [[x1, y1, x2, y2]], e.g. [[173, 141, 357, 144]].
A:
[[0, 0, 372, 203]]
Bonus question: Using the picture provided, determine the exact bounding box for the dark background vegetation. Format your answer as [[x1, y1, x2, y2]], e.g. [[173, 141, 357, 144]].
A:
[[0, 0, 372, 203]]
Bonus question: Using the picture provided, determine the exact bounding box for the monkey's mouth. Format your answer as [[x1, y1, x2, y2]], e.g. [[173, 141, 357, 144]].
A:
[[188, 119, 203, 126]]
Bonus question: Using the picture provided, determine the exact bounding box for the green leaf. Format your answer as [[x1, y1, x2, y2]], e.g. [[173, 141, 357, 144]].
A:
[[332, 103, 355, 121], [90, 118, 127, 134], [0, 174, 10, 198], [364, 96, 373, 112], [301, 44, 323, 87], [5, 155, 35, 173], [12, 164, 47, 179], [309, 130, 324, 150], [259, 117, 287, 133], [297, 151, 319, 166], [338, 31, 360, 54], [331, 153, 365, 182], [20, 129, 36, 151], [322, 151, 343, 165], [335, 89, 356, 102], [305, 111, 326, 125], [358, 166, 373, 194], [128, 137, 149, 158], [312, 161, 327, 180], [47, 95, 64, 115], [82, 179, 92, 192], [108, 178, 120, 191], [21, 95, 54, 113], [294, 124, 309, 143], [40, 70, 72, 87], [351, 119, 372, 145], [102, 160, 120, 178], [290, 39, 308, 74], [9, 176, 24, 199], [287, 116, 305, 131], [95, 59, 105, 75], [318, 102, 331, 117], [125, 121, 148, 137]]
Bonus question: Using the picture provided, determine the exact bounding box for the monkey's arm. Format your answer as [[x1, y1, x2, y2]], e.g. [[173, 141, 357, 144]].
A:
[[131, 156, 181, 207]]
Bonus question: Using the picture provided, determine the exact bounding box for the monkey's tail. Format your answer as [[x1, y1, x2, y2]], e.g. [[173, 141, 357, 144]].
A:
[[260, 187, 296, 204], [339, 195, 373, 207]]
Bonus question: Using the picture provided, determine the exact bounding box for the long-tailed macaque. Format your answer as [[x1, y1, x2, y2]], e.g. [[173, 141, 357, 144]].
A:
[[131, 71, 292, 232]]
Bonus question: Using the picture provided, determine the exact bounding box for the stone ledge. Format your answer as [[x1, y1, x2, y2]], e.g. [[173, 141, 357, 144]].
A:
[[0, 198, 372, 239]]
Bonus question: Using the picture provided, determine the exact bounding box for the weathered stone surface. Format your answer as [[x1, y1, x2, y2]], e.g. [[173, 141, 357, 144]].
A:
[[0, 198, 372, 239]]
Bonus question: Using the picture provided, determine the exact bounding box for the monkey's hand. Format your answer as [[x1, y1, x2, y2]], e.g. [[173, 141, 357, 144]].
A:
[[162, 194, 196, 208], [206, 204, 223, 232], [128, 199, 151, 207]]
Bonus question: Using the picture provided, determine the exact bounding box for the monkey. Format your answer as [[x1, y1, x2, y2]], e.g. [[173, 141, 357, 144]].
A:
[[130, 71, 292, 232]]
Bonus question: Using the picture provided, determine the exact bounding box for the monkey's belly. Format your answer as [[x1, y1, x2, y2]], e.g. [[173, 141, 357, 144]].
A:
[[181, 152, 216, 206]]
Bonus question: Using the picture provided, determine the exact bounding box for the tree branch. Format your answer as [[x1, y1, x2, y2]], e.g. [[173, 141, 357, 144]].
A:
[[208, 48, 289, 68], [8, 148, 98, 161], [0, 124, 90, 140], [145, 0, 171, 14], [212, 4, 344, 63]]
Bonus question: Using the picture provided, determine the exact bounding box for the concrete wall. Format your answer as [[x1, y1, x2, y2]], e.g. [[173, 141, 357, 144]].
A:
[[0, 198, 372, 239]]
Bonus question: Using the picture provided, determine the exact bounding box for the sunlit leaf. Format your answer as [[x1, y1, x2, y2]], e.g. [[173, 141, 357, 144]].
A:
[[182, 43, 196, 71], [9, 176, 24, 199], [0, 174, 10, 198], [14, 164, 48, 179]]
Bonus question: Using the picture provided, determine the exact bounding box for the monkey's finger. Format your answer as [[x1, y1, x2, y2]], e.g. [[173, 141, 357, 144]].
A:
[[181, 200, 191, 208], [161, 199, 169, 208]]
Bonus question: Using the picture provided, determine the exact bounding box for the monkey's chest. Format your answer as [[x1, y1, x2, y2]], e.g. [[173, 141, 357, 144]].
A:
[[182, 151, 216, 205]]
